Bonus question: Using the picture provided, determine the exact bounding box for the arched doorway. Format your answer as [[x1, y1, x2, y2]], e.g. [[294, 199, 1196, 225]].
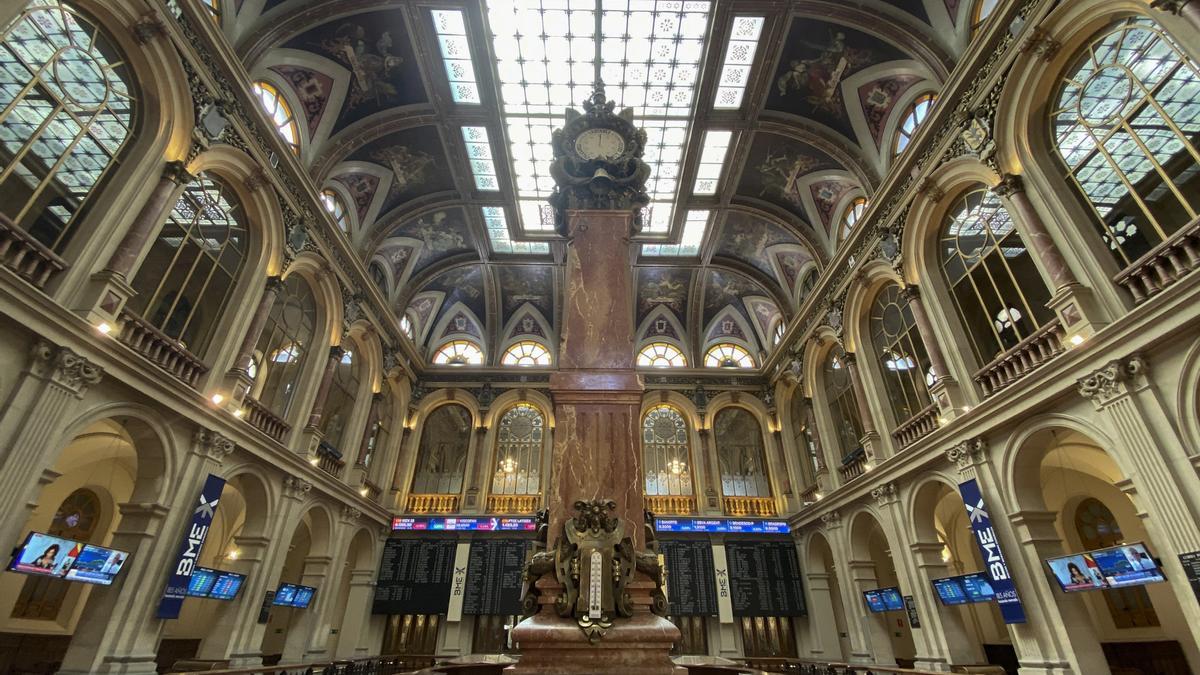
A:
[[804, 532, 850, 662], [847, 511, 916, 667], [329, 529, 377, 659]]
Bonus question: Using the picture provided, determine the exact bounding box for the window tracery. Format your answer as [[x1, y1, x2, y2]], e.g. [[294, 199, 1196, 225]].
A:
[[840, 197, 867, 240], [411, 403, 472, 495], [823, 345, 864, 458], [714, 407, 770, 498], [637, 341, 687, 368], [490, 403, 544, 497], [894, 93, 935, 156], [501, 340, 551, 366], [869, 285, 934, 423], [248, 275, 317, 418], [432, 340, 484, 366], [320, 347, 359, 453], [642, 405, 693, 497], [252, 81, 299, 154], [320, 188, 349, 233], [704, 343, 755, 369]]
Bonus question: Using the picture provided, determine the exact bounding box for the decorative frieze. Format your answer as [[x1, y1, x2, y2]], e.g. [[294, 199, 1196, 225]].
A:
[[871, 482, 898, 507], [193, 428, 235, 463], [30, 339, 104, 397], [945, 437, 987, 471], [283, 475, 313, 500], [1076, 355, 1148, 408]]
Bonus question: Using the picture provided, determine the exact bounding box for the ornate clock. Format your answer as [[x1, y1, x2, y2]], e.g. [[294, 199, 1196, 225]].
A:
[[546, 82, 651, 234]]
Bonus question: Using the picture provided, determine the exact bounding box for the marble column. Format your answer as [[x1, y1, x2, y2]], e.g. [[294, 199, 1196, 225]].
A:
[[900, 285, 966, 416], [353, 392, 384, 470], [0, 339, 103, 551], [306, 346, 346, 430], [231, 276, 284, 378], [696, 427, 721, 513], [843, 353, 881, 459], [1152, 0, 1200, 32], [105, 161, 194, 278]]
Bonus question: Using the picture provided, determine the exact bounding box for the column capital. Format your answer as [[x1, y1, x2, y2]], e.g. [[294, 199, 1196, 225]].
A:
[[192, 427, 236, 463], [945, 436, 987, 472], [163, 160, 196, 185], [1151, 0, 1196, 14], [329, 345, 347, 361], [990, 173, 1025, 198], [1076, 354, 1147, 408], [339, 505, 362, 525], [899, 284, 920, 302], [264, 274, 285, 292], [820, 509, 842, 530], [283, 475, 313, 501], [30, 339, 104, 397], [871, 481, 898, 507]]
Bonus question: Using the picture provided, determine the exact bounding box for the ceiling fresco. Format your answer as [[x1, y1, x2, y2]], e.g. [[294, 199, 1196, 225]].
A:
[[345, 126, 454, 217]]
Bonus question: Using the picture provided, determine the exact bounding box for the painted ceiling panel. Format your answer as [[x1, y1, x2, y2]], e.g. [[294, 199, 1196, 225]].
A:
[[736, 132, 841, 226], [378, 207, 476, 279], [346, 126, 453, 218], [715, 212, 806, 282]]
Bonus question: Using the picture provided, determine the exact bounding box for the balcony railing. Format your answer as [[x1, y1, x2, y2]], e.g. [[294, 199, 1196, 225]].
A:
[[973, 317, 1066, 397], [116, 309, 208, 388], [315, 442, 345, 479], [838, 447, 868, 483], [242, 396, 289, 442], [645, 494, 696, 515], [0, 214, 67, 290], [891, 402, 940, 449], [361, 479, 381, 502], [486, 494, 539, 514], [407, 493, 460, 514], [1114, 216, 1200, 304], [799, 483, 821, 504], [722, 496, 776, 517]]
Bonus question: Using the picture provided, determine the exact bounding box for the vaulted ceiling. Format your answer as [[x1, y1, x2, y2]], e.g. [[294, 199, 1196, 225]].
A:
[[218, 0, 974, 367]]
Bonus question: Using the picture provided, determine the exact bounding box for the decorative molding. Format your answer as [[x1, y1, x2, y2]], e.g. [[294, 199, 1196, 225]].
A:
[[132, 11, 168, 44], [30, 339, 104, 396], [1020, 26, 1061, 62], [991, 173, 1025, 198], [820, 509, 842, 530], [915, 177, 944, 202], [283, 475, 313, 499], [193, 428, 235, 462], [1077, 355, 1148, 407], [1151, 0, 1196, 14], [340, 505, 362, 524], [871, 482, 898, 506], [945, 437, 987, 471]]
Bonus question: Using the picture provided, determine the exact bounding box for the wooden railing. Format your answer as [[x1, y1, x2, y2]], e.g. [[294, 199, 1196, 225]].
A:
[[645, 494, 696, 515], [116, 309, 208, 388], [1114, 215, 1200, 303], [973, 317, 1066, 397], [0, 214, 68, 289], [722, 496, 776, 517], [165, 654, 432, 674], [486, 494, 539, 514], [891, 402, 940, 449], [738, 658, 958, 675], [243, 396, 289, 442], [315, 442, 345, 479], [838, 448, 868, 483], [407, 493, 460, 514], [361, 479, 381, 502]]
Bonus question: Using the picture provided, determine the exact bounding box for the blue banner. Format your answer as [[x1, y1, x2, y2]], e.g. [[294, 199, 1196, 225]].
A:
[[157, 473, 225, 619], [958, 478, 1027, 624]]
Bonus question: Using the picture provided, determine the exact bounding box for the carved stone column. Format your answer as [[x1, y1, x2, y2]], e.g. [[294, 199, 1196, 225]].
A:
[[306, 345, 346, 430], [696, 428, 721, 512], [845, 560, 897, 666], [1152, 0, 1200, 32], [802, 571, 845, 661], [843, 353, 881, 460], [992, 174, 1103, 338], [900, 285, 966, 415], [333, 568, 377, 658], [0, 339, 103, 550], [80, 161, 195, 325], [227, 275, 284, 399], [907, 542, 984, 669]]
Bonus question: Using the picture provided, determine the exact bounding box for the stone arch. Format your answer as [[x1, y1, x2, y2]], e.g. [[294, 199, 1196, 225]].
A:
[[1177, 337, 1200, 453], [57, 402, 175, 505], [704, 393, 786, 510]]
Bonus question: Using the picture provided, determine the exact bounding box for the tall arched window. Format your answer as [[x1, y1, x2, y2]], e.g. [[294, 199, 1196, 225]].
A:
[[248, 275, 317, 418], [840, 197, 867, 240], [501, 340, 551, 366], [971, 0, 999, 33], [1, 1, 136, 254], [789, 394, 821, 481], [411, 404, 472, 495], [1052, 18, 1200, 271], [321, 188, 349, 233], [490, 404, 544, 500], [869, 285, 934, 423], [714, 408, 770, 499], [823, 345, 863, 458], [894, 93, 935, 156], [432, 340, 484, 366], [252, 81, 299, 154], [799, 268, 818, 298], [940, 187, 1052, 365], [637, 342, 687, 367], [320, 347, 360, 453], [12, 488, 101, 620], [642, 405, 694, 500], [363, 386, 393, 470], [1073, 498, 1159, 628], [128, 172, 248, 355]]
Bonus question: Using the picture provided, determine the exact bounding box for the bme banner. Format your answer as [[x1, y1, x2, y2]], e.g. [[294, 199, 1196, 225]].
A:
[[157, 473, 226, 619], [959, 478, 1027, 624]]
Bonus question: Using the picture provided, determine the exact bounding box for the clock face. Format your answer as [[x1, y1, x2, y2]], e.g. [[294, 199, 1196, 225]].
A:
[[574, 128, 625, 161]]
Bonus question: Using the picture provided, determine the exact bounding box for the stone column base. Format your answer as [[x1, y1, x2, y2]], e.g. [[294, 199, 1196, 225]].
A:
[[507, 612, 684, 675]]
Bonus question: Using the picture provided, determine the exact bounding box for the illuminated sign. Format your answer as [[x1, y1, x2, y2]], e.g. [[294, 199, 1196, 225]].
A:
[[390, 516, 537, 532], [654, 518, 790, 534]]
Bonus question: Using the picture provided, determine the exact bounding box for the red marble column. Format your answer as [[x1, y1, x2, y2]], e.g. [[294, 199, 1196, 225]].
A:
[[548, 209, 646, 546], [355, 392, 384, 468], [843, 353, 879, 439], [900, 285, 950, 381], [800, 398, 827, 473], [105, 161, 193, 278], [1152, 0, 1200, 32], [992, 174, 1078, 292], [306, 346, 345, 429], [231, 275, 283, 376]]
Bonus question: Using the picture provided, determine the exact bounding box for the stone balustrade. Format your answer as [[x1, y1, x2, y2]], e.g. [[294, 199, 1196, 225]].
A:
[[485, 494, 540, 514], [242, 396, 289, 442], [973, 317, 1066, 397], [116, 309, 208, 388], [644, 494, 696, 515], [891, 402, 940, 449], [722, 495, 776, 517], [1114, 216, 1200, 303], [0, 214, 68, 290], [838, 448, 868, 483], [407, 493, 460, 514], [799, 483, 821, 505], [361, 479, 381, 503], [315, 442, 345, 479]]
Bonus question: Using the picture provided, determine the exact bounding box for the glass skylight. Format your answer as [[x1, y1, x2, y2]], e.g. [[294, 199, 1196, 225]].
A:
[[485, 0, 713, 235], [483, 206, 550, 255], [432, 9, 482, 104], [713, 16, 764, 110], [462, 127, 500, 191], [641, 209, 709, 257], [693, 130, 731, 195]]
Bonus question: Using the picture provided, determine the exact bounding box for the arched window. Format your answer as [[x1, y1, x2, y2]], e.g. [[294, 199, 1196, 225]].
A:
[[642, 405, 693, 499], [252, 81, 299, 154], [823, 345, 864, 458], [400, 314, 414, 340], [772, 319, 785, 346], [490, 404, 545, 498], [840, 197, 867, 240], [320, 189, 350, 233], [12, 488, 101, 620], [704, 343, 755, 369], [894, 93, 935, 156], [501, 340, 551, 366], [201, 0, 220, 21], [869, 285, 934, 423], [799, 268, 818, 298], [432, 340, 484, 366], [940, 186, 1052, 365], [0, 2, 135, 254], [362, 386, 393, 470], [714, 408, 770, 498], [789, 394, 822, 481], [248, 274, 317, 418], [1052, 18, 1200, 271], [1073, 498, 1159, 628], [369, 262, 388, 295], [637, 342, 687, 368], [971, 0, 999, 33], [320, 347, 360, 453], [411, 404, 472, 495], [128, 172, 248, 355]]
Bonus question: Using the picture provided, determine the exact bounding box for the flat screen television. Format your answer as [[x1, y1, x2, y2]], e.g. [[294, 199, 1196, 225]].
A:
[[7, 532, 128, 586], [209, 570, 245, 601], [1046, 542, 1165, 593], [959, 572, 997, 603], [862, 587, 903, 613], [931, 577, 968, 606], [291, 585, 316, 608], [187, 567, 219, 597], [273, 583, 316, 608]]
